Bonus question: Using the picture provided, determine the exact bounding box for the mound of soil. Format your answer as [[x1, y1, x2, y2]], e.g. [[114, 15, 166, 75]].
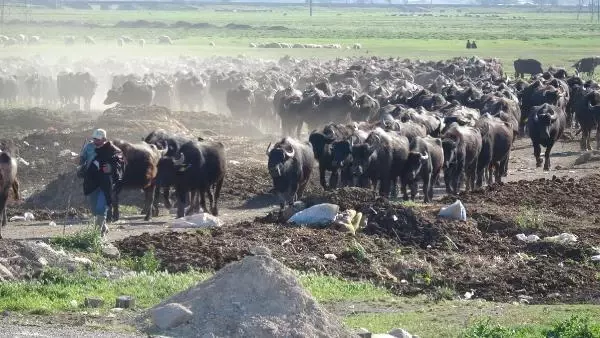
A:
[[117, 204, 600, 304], [303, 187, 379, 211], [443, 174, 600, 219], [142, 255, 351, 338]]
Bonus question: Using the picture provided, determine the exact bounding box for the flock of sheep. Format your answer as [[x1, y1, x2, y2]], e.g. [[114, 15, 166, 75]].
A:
[[0, 34, 175, 47]]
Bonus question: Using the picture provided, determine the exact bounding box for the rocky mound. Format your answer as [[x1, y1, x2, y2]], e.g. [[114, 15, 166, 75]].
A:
[[141, 253, 352, 338]]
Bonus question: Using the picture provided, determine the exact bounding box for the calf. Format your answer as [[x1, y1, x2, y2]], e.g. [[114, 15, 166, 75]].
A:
[[527, 103, 566, 171], [475, 114, 514, 187], [514, 58, 543, 79], [266, 137, 314, 209], [0, 151, 19, 238], [403, 136, 443, 202], [111, 140, 162, 222], [441, 124, 482, 194], [161, 140, 225, 218]]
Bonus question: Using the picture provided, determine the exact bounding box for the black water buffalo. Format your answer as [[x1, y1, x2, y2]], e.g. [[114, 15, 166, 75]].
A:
[[156, 140, 226, 218], [573, 88, 600, 150], [475, 114, 514, 187], [403, 136, 443, 202], [441, 124, 482, 194], [527, 103, 566, 171], [514, 59, 543, 79], [0, 150, 19, 239], [352, 94, 380, 122], [573, 57, 600, 77], [351, 128, 409, 198], [111, 140, 162, 222], [104, 80, 152, 106], [266, 137, 314, 209], [308, 124, 354, 190]]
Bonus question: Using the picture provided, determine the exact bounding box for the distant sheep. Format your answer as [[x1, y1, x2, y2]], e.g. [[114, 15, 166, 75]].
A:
[[120, 35, 133, 44], [28, 36, 40, 44], [117, 38, 124, 47], [64, 35, 75, 45], [158, 35, 172, 45], [16, 34, 26, 43], [209, 41, 215, 46], [352, 43, 362, 49], [138, 38, 145, 47], [84, 36, 96, 44]]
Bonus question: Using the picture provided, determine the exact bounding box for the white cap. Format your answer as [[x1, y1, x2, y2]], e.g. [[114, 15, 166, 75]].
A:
[[92, 128, 107, 140]]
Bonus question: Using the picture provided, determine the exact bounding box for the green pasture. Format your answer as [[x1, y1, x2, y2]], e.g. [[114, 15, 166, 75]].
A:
[[0, 6, 598, 71]]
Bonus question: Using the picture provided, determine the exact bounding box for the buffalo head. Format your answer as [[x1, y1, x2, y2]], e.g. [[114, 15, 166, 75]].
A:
[[406, 151, 430, 181], [441, 139, 457, 170], [266, 142, 295, 178]]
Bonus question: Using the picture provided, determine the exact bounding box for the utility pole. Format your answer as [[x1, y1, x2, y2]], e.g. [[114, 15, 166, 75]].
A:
[[309, 0, 313, 17], [1, 0, 4, 35]]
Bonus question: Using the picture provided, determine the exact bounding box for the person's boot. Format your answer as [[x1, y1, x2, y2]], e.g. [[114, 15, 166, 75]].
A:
[[95, 215, 109, 237]]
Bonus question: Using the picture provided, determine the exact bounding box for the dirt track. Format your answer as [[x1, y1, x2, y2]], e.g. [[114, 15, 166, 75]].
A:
[[1, 106, 600, 305]]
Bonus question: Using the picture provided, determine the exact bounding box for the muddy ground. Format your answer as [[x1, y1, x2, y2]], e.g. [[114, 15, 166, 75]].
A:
[[1, 106, 600, 305]]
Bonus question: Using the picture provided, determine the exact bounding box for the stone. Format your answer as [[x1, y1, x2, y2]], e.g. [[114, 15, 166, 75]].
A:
[[84, 297, 104, 308], [324, 254, 337, 260], [151, 303, 193, 330], [357, 328, 371, 338], [101, 243, 121, 259], [0, 263, 14, 281], [389, 328, 414, 338], [115, 295, 135, 309], [249, 246, 271, 257], [372, 334, 397, 338]]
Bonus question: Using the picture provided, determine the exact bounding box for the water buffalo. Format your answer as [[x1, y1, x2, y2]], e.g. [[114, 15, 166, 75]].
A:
[[403, 136, 443, 202], [0, 151, 19, 239], [441, 124, 482, 194], [266, 137, 314, 209], [514, 59, 543, 79], [527, 103, 566, 170]]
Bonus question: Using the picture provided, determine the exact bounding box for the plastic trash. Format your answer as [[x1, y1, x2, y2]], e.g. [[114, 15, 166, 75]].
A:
[[591, 255, 600, 261], [464, 291, 474, 300], [24, 212, 35, 221], [49, 221, 57, 227], [18, 158, 30, 166], [324, 254, 337, 260], [9, 216, 25, 222], [543, 233, 577, 244], [438, 200, 467, 221], [58, 149, 73, 157], [516, 233, 541, 243], [228, 160, 240, 165], [170, 213, 222, 228], [288, 203, 339, 226], [53, 142, 60, 147]]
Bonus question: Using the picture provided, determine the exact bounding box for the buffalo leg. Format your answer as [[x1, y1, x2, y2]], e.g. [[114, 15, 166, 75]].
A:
[[211, 178, 223, 216], [111, 191, 120, 223], [410, 181, 418, 201], [199, 190, 208, 214], [319, 167, 328, 191], [162, 187, 172, 209], [580, 129, 590, 151], [533, 142, 543, 168], [329, 170, 339, 190], [143, 185, 155, 221], [176, 187, 188, 218], [466, 161, 477, 192], [596, 124, 600, 150], [422, 173, 431, 203], [543, 142, 554, 171]]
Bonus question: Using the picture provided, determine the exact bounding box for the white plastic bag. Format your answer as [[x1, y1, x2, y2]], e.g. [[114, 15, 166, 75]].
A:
[[24, 212, 35, 221], [543, 233, 577, 244], [170, 213, 222, 228], [288, 203, 339, 226], [438, 200, 467, 221], [516, 233, 541, 243]]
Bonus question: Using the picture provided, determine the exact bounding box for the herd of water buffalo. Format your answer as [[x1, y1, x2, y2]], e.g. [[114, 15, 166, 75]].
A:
[[0, 54, 599, 229]]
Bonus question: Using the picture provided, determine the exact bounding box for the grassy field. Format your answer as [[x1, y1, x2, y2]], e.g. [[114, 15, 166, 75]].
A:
[[0, 6, 598, 70]]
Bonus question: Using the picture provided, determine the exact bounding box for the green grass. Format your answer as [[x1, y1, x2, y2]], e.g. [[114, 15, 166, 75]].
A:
[[344, 302, 600, 337], [0, 6, 598, 70], [299, 273, 394, 303], [0, 268, 210, 314], [515, 206, 545, 230], [49, 227, 103, 254]]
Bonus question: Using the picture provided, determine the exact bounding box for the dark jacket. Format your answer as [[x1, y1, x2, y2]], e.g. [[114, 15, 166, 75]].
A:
[[83, 141, 124, 205]]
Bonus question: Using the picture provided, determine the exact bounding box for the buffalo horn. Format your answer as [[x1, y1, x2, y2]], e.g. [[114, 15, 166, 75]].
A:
[[284, 147, 295, 158], [265, 142, 272, 156], [420, 152, 429, 160]]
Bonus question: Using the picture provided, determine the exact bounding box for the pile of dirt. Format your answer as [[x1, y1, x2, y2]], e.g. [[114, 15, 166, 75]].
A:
[[141, 254, 352, 338], [443, 174, 600, 219], [0, 108, 81, 138], [117, 211, 600, 304], [303, 187, 379, 211]]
